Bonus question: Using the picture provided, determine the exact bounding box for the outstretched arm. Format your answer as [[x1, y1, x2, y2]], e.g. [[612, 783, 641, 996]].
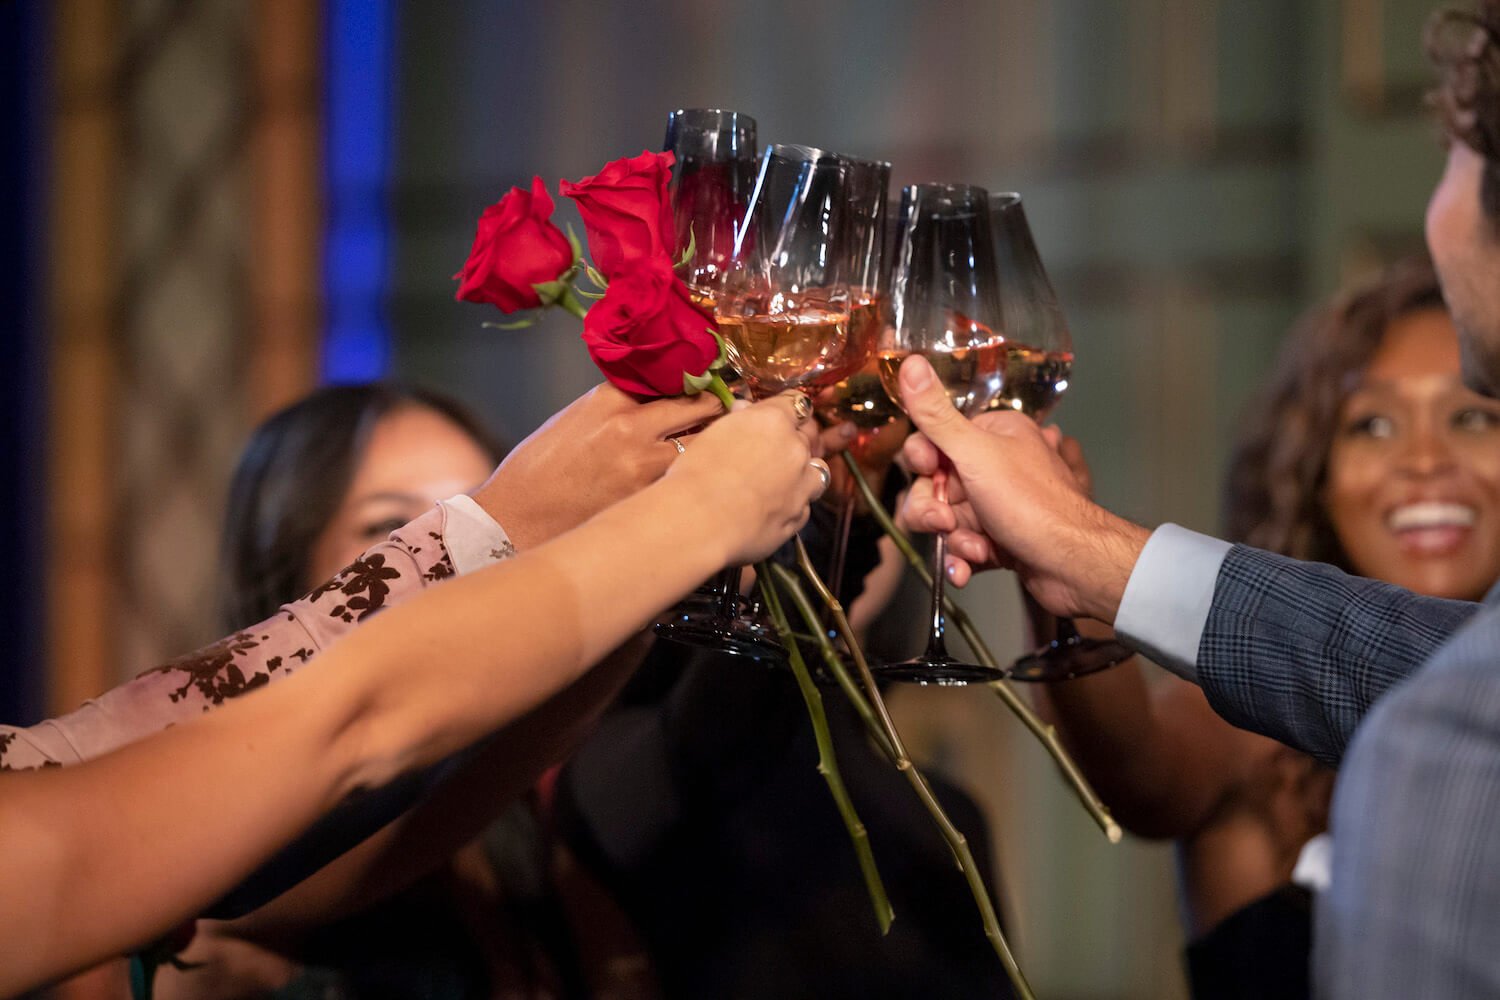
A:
[[0, 395, 821, 994]]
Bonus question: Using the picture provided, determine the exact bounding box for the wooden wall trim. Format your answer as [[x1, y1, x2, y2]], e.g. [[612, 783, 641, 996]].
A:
[[249, 0, 321, 419], [48, 0, 122, 716]]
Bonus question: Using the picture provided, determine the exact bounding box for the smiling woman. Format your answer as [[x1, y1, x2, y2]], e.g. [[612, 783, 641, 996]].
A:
[[1323, 304, 1500, 601]]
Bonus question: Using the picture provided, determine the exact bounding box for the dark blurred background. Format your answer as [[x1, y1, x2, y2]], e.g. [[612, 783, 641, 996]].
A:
[[2, 2, 1447, 996]]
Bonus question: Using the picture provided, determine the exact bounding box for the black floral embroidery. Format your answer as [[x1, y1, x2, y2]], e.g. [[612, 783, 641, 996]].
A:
[[264, 647, 313, 675], [0, 731, 61, 772], [306, 553, 403, 623], [490, 541, 517, 561], [423, 553, 456, 582], [144, 631, 273, 707]]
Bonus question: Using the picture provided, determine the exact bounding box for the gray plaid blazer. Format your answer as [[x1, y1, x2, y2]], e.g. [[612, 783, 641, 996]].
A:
[[1198, 544, 1499, 998]]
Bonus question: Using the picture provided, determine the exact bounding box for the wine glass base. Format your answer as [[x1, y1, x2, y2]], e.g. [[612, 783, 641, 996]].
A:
[[654, 594, 788, 664], [870, 657, 1008, 687], [1008, 636, 1132, 682]]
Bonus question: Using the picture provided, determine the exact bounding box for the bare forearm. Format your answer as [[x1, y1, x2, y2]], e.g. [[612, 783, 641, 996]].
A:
[[0, 479, 723, 991]]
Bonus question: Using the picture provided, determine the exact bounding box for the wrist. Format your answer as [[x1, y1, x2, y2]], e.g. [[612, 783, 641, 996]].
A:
[[631, 469, 736, 579], [469, 477, 541, 553], [1077, 506, 1150, 623]]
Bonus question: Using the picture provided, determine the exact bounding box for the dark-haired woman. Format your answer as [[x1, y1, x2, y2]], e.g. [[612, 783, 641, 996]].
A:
[[160, 383, 660, 998], [1034, 257, 1500, 999]]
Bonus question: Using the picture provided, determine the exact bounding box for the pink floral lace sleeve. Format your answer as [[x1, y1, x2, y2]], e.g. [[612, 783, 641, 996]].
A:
[[0, 500, 513, 772]]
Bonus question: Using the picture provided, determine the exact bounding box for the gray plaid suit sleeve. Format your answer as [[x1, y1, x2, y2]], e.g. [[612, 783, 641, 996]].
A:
[[1197, 544, 1477, 766], [1317, 603, 1500, 998]]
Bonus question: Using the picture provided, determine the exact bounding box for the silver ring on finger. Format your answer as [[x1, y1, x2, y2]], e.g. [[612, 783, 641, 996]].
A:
[[809, 457, 832, 497], [790, 393, 814, 424], [667, 436, 686, 456]]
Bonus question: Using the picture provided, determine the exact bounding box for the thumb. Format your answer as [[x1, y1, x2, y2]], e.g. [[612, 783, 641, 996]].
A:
[[899, 355, 974, 455]]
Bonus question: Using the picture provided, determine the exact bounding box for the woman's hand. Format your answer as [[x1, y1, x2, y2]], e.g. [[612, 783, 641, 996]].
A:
[[667, 392, 828, 566], [472, 383, 724, 551]]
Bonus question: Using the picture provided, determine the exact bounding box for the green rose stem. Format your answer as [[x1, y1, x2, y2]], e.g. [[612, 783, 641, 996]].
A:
[[779, 587, 897, 763], [703, 371, 736, 412], [837, 450, 1123, 845], [558, 285, 591, 321], [755, 564, 895, 935], [771, 556, 1036, 1000]]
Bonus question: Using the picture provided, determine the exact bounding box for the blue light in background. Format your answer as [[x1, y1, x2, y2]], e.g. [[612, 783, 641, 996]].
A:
[[322, 0, 395, 383]]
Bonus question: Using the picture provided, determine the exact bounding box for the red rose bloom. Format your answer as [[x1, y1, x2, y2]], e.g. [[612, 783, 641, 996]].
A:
[[560, 151, 677, 278], [582, 259, 719, 397], [454, 177, 573, 313]]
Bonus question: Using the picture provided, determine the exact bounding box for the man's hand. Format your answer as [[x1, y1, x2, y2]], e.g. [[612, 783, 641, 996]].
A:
[[895, 355, 1150, 624], [471, 383, 724, 552]]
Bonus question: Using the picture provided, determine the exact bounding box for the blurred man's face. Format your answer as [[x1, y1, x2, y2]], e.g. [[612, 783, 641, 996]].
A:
[[1427, 141, 1500, 397]]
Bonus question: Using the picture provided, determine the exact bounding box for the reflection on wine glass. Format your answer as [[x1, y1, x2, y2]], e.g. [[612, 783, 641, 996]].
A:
[[984, 192, 1132, 682], [871, 182, 1009, 686], [652, 109, 785, 662]]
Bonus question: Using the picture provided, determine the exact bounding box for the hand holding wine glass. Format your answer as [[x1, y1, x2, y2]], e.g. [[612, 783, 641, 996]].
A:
[[895, 356, 1150, 626], [870, 182, 1008, 685]]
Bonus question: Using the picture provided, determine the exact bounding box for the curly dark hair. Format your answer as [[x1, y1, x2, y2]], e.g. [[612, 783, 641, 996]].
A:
[[1223, 258, 1446, 565], [1428, 0, 1500, 225]]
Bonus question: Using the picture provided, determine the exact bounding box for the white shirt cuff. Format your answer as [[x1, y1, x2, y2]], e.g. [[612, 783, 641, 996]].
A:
[[438, 494, 517, 575], [1114, 523, 1231, 683]]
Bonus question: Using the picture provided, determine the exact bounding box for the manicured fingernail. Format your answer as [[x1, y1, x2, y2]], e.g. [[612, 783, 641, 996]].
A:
[[901, 355, 934, 391], [945, 562, 957, 579]]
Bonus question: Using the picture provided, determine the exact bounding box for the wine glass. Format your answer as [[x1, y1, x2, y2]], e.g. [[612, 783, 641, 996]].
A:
[[985, 192, 1133, 681], [811, 154, 895, 605], [663, 108, 759, 304], [701, 143, 864, 655], [870, 183, 1009, 685], [652, 109, 786, 661], [716, 144, 856, 394]]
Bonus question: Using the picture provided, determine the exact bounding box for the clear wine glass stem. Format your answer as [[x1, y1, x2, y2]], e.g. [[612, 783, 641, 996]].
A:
[[922, 469, 952, 661], [826, 456, 861, 606], [717, 566, 744, 617]]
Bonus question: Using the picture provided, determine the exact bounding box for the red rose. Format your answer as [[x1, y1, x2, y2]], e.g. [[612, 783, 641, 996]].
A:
[[560, 151, 677, 278], [582, 259, 719, 397], [453, 177, 573, 313]]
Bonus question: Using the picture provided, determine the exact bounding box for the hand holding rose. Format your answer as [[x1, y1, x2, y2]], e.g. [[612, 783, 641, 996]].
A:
[[471, 383, 724, 554]]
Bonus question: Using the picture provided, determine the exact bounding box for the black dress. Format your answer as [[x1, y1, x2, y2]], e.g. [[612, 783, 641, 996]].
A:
[[1184, 884, 1313, 1000]]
